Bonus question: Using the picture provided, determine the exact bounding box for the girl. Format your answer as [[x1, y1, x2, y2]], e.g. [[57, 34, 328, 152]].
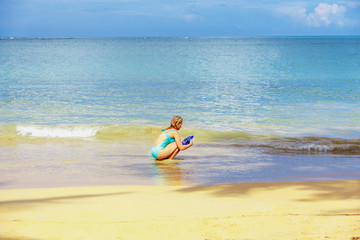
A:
[[151, 116, 193, 160]]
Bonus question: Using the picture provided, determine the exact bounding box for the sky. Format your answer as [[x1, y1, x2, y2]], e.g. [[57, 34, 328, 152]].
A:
[[0, 0, 359, 37]]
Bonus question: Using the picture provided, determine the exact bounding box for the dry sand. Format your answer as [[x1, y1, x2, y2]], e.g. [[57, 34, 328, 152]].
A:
[[1, 180, 359, 240]]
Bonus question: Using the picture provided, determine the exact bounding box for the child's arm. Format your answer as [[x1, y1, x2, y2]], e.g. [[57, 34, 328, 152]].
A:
[[172, 131, 193, 151]]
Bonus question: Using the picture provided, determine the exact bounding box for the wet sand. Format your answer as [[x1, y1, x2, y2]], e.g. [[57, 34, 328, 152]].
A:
[[1, 180, 359, 239]]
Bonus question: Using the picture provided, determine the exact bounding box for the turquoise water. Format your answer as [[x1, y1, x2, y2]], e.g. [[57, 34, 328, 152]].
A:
[[0, 37, 359, 188], [1, 37, 360, 135]]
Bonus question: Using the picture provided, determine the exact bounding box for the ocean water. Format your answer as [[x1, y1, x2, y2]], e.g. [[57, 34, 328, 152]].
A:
[[0, 37, 359, 188]]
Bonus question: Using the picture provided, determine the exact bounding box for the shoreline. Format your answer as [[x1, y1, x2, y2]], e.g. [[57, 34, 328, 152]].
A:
[[1, 138, 359, 189], [1, 179, 359, 239]]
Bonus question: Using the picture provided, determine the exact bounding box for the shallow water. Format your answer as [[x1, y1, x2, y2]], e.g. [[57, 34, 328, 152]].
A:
[[0, 137, 359, 188]]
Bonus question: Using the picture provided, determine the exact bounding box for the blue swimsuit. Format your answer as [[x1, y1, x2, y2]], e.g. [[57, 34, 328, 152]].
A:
[[151, 129, 176, 159]]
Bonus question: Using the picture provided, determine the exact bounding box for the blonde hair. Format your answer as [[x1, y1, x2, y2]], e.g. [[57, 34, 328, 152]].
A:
[[165, 115, 183, 130]]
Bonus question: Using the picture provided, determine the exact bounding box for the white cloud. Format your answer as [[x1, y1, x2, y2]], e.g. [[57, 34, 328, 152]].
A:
[[307, 3, 346, 26], [276, 2, 357, 27], [340, 0, 360, 8]]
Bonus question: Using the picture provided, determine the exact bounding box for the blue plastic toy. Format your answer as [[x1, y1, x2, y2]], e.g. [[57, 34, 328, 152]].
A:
[[182, 136, 194, 145]]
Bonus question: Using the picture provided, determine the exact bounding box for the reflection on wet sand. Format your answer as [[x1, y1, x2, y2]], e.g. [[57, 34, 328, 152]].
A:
[[152, 160, 189, 186]]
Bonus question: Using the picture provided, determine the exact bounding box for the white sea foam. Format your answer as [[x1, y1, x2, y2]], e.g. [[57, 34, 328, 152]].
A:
[[16, 125, 99, 138], [297, 144, 333, 152]]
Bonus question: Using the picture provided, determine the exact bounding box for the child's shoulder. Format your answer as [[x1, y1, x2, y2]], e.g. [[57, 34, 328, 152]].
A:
[[168, 129, 179, 136]]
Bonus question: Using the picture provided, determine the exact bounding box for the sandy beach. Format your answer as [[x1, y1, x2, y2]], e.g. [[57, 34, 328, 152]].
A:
[[1, 180, 359, 240]]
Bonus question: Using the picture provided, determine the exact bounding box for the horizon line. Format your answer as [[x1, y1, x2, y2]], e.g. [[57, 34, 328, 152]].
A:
[[1, 35, 360, 39]]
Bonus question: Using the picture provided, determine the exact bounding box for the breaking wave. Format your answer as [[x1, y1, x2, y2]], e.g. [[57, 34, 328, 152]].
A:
[[231, 136, 360, 154], [0, 123, 359, 153], [15, 125, 100, 138]]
